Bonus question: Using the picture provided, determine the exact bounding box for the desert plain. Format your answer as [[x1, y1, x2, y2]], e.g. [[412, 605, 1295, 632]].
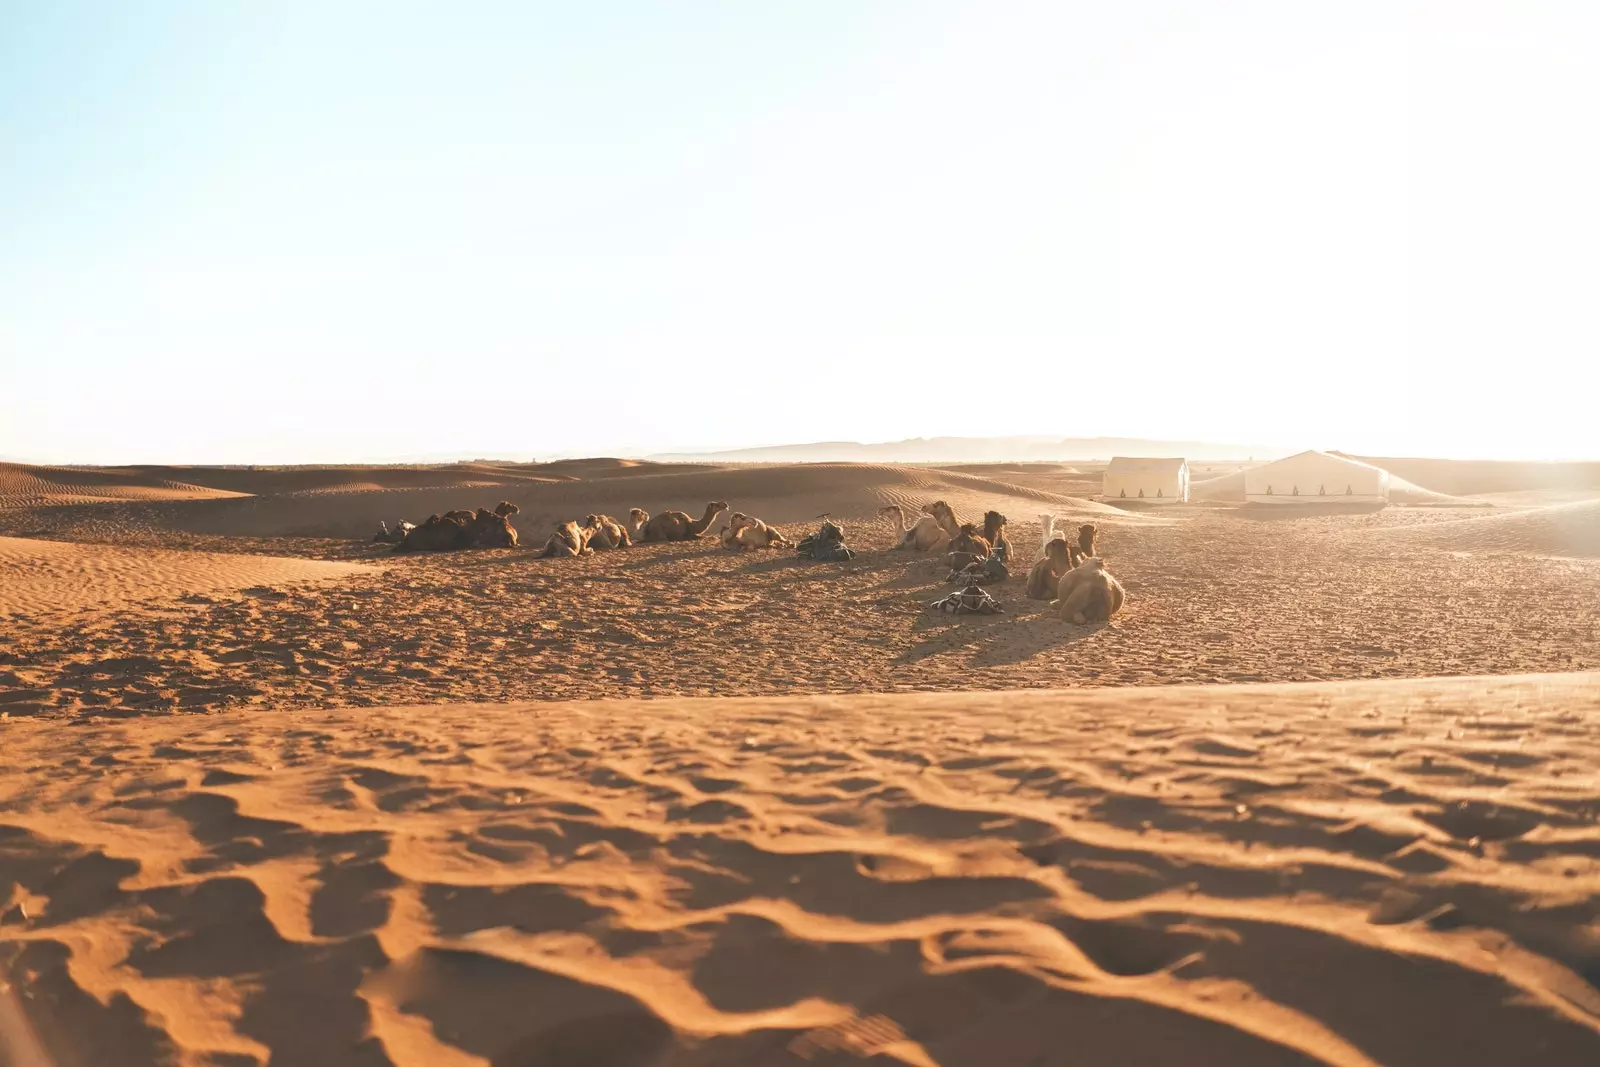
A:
[[1, 456, 1598, 1066]]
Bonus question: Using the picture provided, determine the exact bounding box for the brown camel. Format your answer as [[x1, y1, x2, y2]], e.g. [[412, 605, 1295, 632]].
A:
[[948, 522, 991, 558], [882, 501, 961, 552], [467, 507, 518, 548], [584, 514, 632, 550], [1074, 524, 1098, 562], [983, 510, 1013, 560], [1055, 557, 1126, 623], [624, 509, 650, 542], [721, 512, 792, 550], [394, 514, 472, 553], [537, 520, 593, 558], [1025, 537, 1073, 599], [642, 501, 726, 542]]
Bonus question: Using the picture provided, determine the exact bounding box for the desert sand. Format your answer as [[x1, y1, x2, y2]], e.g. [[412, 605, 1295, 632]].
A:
[[3, 676, 1598, 1066], [2, 458, 1598, 1065]]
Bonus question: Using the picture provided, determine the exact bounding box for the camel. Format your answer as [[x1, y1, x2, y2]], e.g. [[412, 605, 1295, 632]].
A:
[[625, 509, 650, 542], [948, 523, 991, 558], [394, 514, 472, 553], [721, 512, 793, 550], [641, 501, 726, 542], [882, 500, 962, 552], [1055, 557, 1126, 624], [467, 507, 518, 548], [1074, 524, 1098, 562], [1025, 537, 1074, 599], [428, 503, 519, 547], [537, 520, 593, 558], [983, 511, 1013, 561], [583, 514, 632, 550]]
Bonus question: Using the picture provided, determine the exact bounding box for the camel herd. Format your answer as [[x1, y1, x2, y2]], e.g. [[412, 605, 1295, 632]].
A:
[[376, 502, 521, 552], [881, 500, 1126, 623], [377, 497, 1126, 623]]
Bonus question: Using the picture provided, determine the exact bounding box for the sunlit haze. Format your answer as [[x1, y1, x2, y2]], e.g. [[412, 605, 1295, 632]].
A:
[[3, 1, 1596, 464]]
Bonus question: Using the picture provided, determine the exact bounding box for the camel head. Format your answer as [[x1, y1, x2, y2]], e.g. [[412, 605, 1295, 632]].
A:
[[983, 510, 1007, 538], [494, 501, 520, 517], [1078, 556, 1105, 573], [584, 514, 601, 528], [1044, 537, 1069, 565], [922, 500, 949, 518], [629, 508, 649, 523]]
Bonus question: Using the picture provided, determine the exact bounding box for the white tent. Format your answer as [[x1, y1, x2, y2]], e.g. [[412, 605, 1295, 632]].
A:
[[1244, 450, 1389, 504], [1103, 457, 1189, 503]]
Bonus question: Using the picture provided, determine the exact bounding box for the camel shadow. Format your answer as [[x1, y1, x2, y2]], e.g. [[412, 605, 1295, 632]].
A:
[[897, 590, 1116, 668], [611, 544, 726, 570], [735, 553, 819, 575], [864, 554, 955, 593]]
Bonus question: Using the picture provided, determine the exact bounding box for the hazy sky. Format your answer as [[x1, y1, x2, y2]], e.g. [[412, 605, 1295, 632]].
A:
[[3, 1, 1596, 463]]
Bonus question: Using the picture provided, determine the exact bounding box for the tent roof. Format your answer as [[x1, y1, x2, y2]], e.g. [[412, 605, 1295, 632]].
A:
[[1252, 450, 1388, 475], [1105, 456, 1187, 474]]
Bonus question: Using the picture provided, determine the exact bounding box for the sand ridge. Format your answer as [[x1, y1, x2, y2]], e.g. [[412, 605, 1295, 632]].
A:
[[1369, 498, 1600, 559], [1, 674, 1597, 1065], [0, 536, 377, 621], [0, 464, 247, 509], [0, 461, 1134, 543]]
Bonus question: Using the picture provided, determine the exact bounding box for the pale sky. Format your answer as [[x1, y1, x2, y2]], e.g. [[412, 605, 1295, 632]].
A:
[[2, 1, 1596, 464]]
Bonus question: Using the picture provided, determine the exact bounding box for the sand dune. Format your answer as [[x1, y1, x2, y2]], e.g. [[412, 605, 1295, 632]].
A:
[[0, 463, 246, 509], [1350, 456, 1600, 498], [0, 461, 712, 510], [1370, 498, 1600, 558], [1, 673, 1596, 1066], [0, 536, 374, 621], [1, 463, 1137, 542]]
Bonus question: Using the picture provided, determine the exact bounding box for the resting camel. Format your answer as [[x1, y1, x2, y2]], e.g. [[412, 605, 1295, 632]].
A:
[[537, 520, 593, 558], [1055, 557, 1126, 623], [948, 523, 991, 558], [394, 514, 472, 553], [624, 508, 650, 541], [583, 514, 632, 550], [422, 502, 519, 548], [642, 501, 726, 542], [721, 512, 793, 550], [1073, 524, 1098, 564], [983, 511, 1013, 560], [882, 501, 962, 552], [1025, 537, 1074, 599], [467, 507, 519, 548]]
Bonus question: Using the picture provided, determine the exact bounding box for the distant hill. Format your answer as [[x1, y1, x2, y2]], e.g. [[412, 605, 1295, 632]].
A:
[[649, 436, 1290, 465]]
